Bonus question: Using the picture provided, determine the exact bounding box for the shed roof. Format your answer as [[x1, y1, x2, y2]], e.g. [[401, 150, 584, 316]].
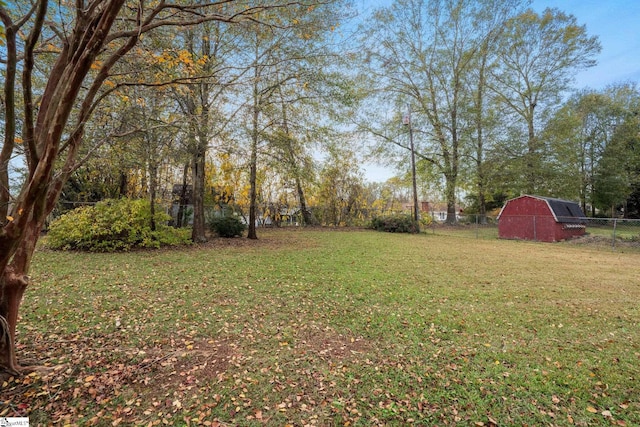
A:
[[539, 196, 585, 222], [500, 195, 586, 223]]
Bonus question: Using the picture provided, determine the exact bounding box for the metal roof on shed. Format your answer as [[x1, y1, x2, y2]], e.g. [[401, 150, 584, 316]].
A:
[[536, 196, 586, 223]]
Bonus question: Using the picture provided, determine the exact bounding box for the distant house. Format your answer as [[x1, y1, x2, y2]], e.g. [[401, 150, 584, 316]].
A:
[[425, 202, 462, 222], [498, 195, 586, 242], [401, 201, 430, 213], [399, 201, 462, 221]]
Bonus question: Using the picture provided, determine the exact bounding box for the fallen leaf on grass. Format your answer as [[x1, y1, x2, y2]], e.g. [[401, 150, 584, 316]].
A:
[[586, 406, 598, 413]]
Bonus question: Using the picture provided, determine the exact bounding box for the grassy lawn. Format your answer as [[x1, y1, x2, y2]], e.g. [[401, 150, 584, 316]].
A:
[[3, 229, 639, 426]]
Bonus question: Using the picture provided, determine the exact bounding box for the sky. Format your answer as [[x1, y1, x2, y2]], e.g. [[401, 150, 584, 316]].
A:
[[534, 0, 640, 89], [360, 0, 640, 182]]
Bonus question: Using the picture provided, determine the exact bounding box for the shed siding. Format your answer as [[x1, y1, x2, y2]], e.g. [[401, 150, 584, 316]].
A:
[[498, 195, 585, 242]]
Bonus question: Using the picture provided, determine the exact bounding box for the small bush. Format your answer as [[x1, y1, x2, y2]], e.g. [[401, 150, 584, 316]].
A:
[[208, 215, 246, 238], [420, 215, 433, 227], [46, 198, 192, 251], [369, 215, 420, 233]]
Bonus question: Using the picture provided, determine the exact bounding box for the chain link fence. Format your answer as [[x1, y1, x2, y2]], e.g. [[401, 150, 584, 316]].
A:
[[428, 214, 640, 251], [578, 217, 640, 250]]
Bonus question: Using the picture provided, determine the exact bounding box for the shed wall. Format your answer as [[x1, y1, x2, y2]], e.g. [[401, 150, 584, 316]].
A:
[[498, 196, 584, 242]]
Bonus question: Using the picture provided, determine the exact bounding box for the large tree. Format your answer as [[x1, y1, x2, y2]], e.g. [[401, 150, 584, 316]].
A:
[[592, 86, 640, 216], [0, 0, 316, 376], [118, 86, 180, 230], [238, 0, 351, 238], [170, 20, 240, 242], [317, 144, 368, 226], [464, 0, 524, 222], [543, 91, 615, 213], [542, 84, 640, 215], [359, 0, 524, 224], [490, 8, 601, 194]]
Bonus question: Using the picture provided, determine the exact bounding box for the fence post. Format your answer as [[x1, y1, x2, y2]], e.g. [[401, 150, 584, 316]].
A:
[[475, 214, 479, 239], [612, 218, 617, 250], [533, 215, 537, 241]]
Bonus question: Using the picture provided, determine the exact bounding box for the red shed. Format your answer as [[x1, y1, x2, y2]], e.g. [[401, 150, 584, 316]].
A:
[[498, 195, 586, 242]]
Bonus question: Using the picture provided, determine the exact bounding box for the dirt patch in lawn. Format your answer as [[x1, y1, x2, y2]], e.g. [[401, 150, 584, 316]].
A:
[[295, 325, 371, 361], [567, 234, 640, 248], [129, 338, 238, 398]]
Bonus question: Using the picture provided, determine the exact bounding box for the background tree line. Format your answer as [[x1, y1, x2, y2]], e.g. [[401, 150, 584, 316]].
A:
[[5, 0, 637, 244]]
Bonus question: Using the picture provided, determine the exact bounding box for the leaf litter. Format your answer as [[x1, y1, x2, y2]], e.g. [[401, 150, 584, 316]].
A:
[[2, 229, 640, 426]]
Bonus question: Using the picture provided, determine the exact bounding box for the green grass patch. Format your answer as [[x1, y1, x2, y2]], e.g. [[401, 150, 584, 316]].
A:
[[3, 229, 639, 426], [587, 225, 639, 241]]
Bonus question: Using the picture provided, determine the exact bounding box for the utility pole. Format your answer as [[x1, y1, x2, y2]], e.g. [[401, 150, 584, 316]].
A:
[[404, 104, 420, 231]]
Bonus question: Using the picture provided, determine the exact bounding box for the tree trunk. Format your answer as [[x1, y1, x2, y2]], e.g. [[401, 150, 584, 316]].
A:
[[525, 103, 538, 194], [176, 163, 190, 228], [475, 43, 489, 224], [275, 84, 314, 227], [0, 272, 26, 375], [248, 73, 260, 240], [118, 171, 128, 197], [191, 142, 207, 242], [444, 172, 458, 225], [296, 177, 315, 225], [0, 19, 18, 224], [477, 182, 487, 223], [1, 212, 45, 375], [149, 162, 158, 232], [248, 139, 258, 239]]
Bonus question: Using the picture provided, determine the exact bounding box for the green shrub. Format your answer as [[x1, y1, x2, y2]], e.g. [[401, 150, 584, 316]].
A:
[[46, 198, 192, 251], [208, 214, 246, 238], [369, 215, 419, 233], [420, 214, 433, 227]]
